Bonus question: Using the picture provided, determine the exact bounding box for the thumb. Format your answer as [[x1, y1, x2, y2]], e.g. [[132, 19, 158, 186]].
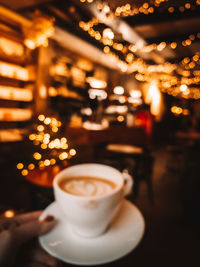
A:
[[13, 215, 57, 245]]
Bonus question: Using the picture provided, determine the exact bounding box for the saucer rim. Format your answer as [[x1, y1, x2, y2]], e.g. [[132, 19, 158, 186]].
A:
[[39, 200, 145, 266]]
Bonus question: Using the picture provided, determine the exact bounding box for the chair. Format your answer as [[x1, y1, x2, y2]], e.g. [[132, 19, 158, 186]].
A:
[[94, 142, 154, 203]]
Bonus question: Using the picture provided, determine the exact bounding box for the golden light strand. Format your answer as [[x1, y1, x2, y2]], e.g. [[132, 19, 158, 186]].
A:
[[17, 115, 76, 176], [113, 1, 200, 18]]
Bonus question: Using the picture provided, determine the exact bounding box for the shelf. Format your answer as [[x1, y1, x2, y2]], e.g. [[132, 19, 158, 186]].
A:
[[0, 107, 33, 121], [0, 128, 27, 142], [0, 85, 33, 102], [0, 53, 27, 65]]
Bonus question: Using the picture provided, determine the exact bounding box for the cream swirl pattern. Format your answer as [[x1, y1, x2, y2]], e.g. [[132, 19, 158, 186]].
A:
[[59, 176, 116, 197]]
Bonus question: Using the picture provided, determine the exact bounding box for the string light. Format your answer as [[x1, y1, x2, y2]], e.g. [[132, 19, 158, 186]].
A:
[[171, 106, 190, 116], [69, 149, 76, 156], [44, 117, 51, 125], [41, 144, 48, 149], [180, 84, 188, 92], [17, 163, 24, 169], [78, 14, 200, 100], [44, 159, 51, 166], [79, 16, 200, 79], [161, 85, 200, 99], [113, 86, 124, 95], [117, 115, 125, 122], [103, 28, 114, 39], [59, 152, 68, 160], [17, 115, 76, 176], [79, 2, 200, 58], [33, 152, 42, 160], [4, 210, 15, 218], [28, 163, 35, 170], [38, 114, 45, 121], [37, 125, 44, 132], [21, 169, 28, 176], [112, 1, 199, 18], [171, 106, 183, 115]]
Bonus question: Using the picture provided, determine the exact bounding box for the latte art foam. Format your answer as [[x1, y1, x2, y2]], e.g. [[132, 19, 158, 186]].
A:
[[59, 176, 116, 197]]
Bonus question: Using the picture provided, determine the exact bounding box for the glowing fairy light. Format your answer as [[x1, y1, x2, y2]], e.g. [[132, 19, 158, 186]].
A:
[[29, 134, 36, 141], [103, 28, 114, 40], [43, 137, 50, 144], [44, 133, 50, 139], [41, 144, 48, 149], [59, 152, 68, 160], [48, 142, 54, 149], [44, 117, 51, 125], [61, 137, 67, 143], [117, 115, 124, 122], [69, 149, 76, 156], [130, 90, 142, 98], [28, 163, 35, 170], [113, 86, 124, 95], [180, 84, 188, 92], [51, 118, 58, 126], [44, 159, 51, 166], [21, 169, 28, 176], [37, 125, 44, 132], [17, 163, 24, 169], [17, 115, 76, 177], [4, 210, 15, 218], [38, 114, 45, 121], [63, 144, 68, 149], [50, 158, 56, 165], [33, 152, 42, 160], [52, 126, 58, 132]]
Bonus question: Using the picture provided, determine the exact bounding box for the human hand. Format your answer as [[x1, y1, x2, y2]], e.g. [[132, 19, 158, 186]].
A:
[[0, 210, 60, 267]]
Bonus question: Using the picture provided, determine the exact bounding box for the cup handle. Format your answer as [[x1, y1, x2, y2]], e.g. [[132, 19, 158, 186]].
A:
[[122, 169, 134, 196]]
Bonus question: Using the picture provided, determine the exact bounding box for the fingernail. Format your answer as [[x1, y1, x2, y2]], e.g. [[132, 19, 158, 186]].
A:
[[43, 215, 55, 222]]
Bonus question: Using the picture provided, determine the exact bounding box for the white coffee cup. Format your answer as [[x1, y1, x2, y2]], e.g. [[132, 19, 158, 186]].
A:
[[53, 163, 133, 238]]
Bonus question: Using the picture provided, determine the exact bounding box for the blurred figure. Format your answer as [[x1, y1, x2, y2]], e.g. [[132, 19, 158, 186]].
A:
[[135, 104, 154, 146]]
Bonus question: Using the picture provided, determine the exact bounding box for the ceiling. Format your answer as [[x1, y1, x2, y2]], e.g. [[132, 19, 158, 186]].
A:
[[1, 0, 200, 98], [1, 0, 199, 64]]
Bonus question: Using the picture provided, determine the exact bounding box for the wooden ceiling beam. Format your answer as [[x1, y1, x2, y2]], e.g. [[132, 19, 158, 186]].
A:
[[0, 5, 31, 27]]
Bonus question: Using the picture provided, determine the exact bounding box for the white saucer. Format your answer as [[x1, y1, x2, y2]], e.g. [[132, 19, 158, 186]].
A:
[[39, 200, 145, 266]]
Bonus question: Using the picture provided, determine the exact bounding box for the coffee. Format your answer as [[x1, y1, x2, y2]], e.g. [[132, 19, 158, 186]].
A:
[[59, 176, 117, 197], [54, 164, 133, 237]]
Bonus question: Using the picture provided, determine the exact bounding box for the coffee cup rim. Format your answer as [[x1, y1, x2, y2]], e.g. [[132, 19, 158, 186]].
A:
[[53, 163, 124, 200]]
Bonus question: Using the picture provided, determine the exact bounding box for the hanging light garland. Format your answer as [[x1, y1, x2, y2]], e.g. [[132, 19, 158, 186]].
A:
[[78, 2, 200, 100], [78, 0, 200, 57], [112, 1, 200, 18], [80, 17, 200, 55], [161, 85, 200, 99], [180, 53, 200, 71], [140, 32, 200, 53], [78, 18, 179, 75], [79, 18, 130, 72], [78, 0, 200, 20], [79, 19, 125, 53]]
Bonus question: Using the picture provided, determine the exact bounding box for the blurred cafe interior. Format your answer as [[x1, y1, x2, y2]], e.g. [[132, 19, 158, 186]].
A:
[[0, 0, 200, 266]]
